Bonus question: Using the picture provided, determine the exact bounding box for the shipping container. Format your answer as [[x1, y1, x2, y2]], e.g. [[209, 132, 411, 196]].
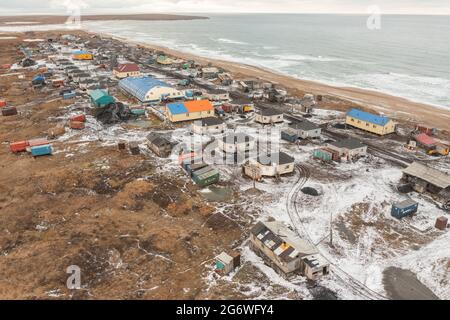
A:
[[0, 99, 6, 108], [130, 108, 146, 116], [192, 168, 220, 187], [31, 144, 52, 157], [186, 162, 208, 177], [435, 216, 448, 230], [70, 114, 86, 122], [313, 149, 332, 162], [63, 92, 76, 100], [10, 141, 29, 153], [1, 106, 17, 116], [28, 138, 49, 147], [69, 120, 85, 130], [391, 199, 419, 219]]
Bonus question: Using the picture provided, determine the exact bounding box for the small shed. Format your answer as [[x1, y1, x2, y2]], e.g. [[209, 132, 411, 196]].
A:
[[215, 252, 237, 275], [435, 216, 448, 230]]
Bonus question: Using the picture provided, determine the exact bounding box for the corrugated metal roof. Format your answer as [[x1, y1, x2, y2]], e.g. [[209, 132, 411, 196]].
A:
[[347, 108, 390, 126], [89, 89, 109, 101], [403, 161, 450, 189], [118, 76, 170, 102], [167, 102, 188, 115]]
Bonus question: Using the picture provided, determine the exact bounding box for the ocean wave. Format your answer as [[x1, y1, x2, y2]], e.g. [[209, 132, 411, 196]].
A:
[[271, 54, 342, 62], [215, 38, 248, 45]]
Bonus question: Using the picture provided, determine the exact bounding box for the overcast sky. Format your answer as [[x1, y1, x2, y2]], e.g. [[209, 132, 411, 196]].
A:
[[1, 0, 450, 15]]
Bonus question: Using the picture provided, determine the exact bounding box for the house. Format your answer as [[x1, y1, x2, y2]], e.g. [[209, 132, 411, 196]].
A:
[[88, 89, 115, 108], [166, 100, 215, 123], [201, 67, 220, 79], [192, 117, 226, 134], [245, 152, 295, 178], [218, 133, 255, 154], [345, 108, 396, 135], [250, 220, 329, 280], [113, 63, 141, 79], [157, 55, 173, 65], [118, 77, 184, 103], [72, 50, 93, 60], [326, 138, 367, 160], [204, 89, 230, 101], [402, 161, 450, 194], [218, 73, 233, 86], [255, 108, 283, 124], [147, 133, 173, 158], [288, 120, 321, 139]]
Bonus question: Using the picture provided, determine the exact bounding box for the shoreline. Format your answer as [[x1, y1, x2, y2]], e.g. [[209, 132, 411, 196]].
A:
[[3, 27, 450, 131], [0, 14, 208, 26], [102, 32, 450, 131]]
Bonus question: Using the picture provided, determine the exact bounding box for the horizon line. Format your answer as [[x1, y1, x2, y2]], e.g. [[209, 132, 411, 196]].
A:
[[1, 12, 450, 17]]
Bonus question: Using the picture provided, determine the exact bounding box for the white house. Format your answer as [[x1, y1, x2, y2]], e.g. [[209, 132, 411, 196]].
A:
[[326, 138, 367, 160], [219, 133, 255, 154], [192, 117, 226, 134], [246, 152, 295, 177], [255, 108, 284, 124], [289, 120, 321, 139]]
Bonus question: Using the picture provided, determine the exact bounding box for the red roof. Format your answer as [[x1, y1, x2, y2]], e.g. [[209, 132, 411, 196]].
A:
[[415, 133, 436, 146], [115, 63, 140, 73]]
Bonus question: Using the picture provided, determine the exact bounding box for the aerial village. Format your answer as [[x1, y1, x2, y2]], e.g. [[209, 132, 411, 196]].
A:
[[0, 31, 449, 300]]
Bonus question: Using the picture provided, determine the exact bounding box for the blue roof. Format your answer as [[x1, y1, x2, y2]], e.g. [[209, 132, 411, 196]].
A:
[[346, 108, 390, 126], [118, 76, 171, 102], [73, 50, 88, 55], [167, 102, 188, 115]]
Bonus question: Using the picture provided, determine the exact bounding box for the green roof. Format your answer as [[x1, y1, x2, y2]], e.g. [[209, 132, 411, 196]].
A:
[[89, 89, 115, 106]]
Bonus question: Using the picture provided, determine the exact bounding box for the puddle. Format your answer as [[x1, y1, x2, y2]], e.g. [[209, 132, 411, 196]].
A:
[[383, 267, 439, 300], [199, 186, 233, 202], [123, 119, 153, 129]]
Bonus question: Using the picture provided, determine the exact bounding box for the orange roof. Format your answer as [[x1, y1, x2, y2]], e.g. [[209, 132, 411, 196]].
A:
[[184, 100, 213, 113]]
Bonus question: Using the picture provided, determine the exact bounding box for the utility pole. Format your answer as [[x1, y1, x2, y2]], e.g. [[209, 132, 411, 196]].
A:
[[330, 211, 333, 246]]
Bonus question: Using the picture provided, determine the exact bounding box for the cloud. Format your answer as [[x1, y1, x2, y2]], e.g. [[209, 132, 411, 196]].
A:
[[1, 0, 450, 15]]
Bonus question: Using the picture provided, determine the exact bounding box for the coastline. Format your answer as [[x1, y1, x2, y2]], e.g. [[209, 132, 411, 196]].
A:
[[103, 32, 450, 131], [0, 14, 208, 26], [3, 27, 450, 131]]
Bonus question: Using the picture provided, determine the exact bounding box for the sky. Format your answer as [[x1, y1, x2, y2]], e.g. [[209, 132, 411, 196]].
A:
[[1, 0, 450, 15]]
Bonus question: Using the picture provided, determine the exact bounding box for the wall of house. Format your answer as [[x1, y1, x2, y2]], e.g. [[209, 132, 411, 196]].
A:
[[219, 140, 255, 153], [167, 109, 215, 123], [298, 128, 321, 139], [192, 123, 225, 134], [146, 87, 184, 102], [255, 114, 283, 124], [345, 116, 396, 135], [114, 70, 141, 79]]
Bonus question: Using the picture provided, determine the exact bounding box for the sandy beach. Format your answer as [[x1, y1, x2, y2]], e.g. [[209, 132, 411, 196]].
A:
[[111, 36, 450, 132]]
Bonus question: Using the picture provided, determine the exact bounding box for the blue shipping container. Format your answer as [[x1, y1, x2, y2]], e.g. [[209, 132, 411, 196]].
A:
[[63, 92, 76, 100], [391, 199, 418, 219], [31, 144, 52, 157]]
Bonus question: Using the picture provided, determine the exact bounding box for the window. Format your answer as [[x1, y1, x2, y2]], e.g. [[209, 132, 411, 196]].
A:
[[351, 118, 354, 122], [373, 125, 376, 128], [366, 122, 369, 126]]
